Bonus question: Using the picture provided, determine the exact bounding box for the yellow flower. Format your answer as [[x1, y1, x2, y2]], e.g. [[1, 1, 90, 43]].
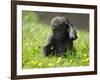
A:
[[38, 63, 42, 66], [83, 60, 87, 62], [84, 54, 87, 57], [34, 61, 37, 65], [86, 58, 89, 61], [31, 60, 37, 65], [48, 63, 53, 66], [58, 57, 62, 61], [56, 58, 62, 63], [56, 60, 60, 63], [70, 59, 73, 62], [83, 58, 89, 62]]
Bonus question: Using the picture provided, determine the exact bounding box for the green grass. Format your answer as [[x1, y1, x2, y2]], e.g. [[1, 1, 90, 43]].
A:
[[22, 11, 89, 69]]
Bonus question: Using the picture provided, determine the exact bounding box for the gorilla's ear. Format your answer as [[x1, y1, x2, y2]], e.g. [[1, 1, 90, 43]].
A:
[[64, 18, 78, 41]]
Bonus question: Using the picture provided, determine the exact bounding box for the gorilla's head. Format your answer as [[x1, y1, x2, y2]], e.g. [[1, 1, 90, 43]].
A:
[[51, 16, 78, 41]]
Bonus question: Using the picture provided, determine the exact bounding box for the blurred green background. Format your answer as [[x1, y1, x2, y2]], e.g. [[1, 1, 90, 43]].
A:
[[22, 11, 89, 69]]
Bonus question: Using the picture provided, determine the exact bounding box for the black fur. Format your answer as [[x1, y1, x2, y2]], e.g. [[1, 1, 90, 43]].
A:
[[42, 16, 78, 56]]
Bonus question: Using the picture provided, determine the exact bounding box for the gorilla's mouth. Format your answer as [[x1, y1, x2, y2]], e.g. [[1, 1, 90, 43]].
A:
[[70, 35, 78, 40], [70, 31, 78, 40]]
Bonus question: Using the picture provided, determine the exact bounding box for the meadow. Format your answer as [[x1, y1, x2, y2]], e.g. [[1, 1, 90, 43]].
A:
[[22, 12, 89, 69]]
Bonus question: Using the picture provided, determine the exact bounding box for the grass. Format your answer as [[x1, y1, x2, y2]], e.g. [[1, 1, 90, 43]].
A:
[[22, 11, 89, 69]]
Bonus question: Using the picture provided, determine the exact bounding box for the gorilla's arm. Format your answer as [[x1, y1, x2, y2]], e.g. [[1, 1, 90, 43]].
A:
[[42, 35, 54, 56]]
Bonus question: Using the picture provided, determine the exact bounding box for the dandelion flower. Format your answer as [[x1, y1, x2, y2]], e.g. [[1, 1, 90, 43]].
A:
[[86, 58, 89, 61], [83, 58, 89, 62], [31, 60, 33, 63], [56, 58, 62, 63], [58, 57, 62, 61], [48, 63, 53, 66], [38, 63, 42, 66], [84, 54, 87, 57], [56, 60, 60, 63], [70, 59, 73, 62], [34, 61, 37, 65], [31, 60, 37, 65], [83, 59, 87, 62]]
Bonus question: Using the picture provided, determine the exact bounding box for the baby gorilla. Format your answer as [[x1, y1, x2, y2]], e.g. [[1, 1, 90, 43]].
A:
[[42, 16, 78, 56]]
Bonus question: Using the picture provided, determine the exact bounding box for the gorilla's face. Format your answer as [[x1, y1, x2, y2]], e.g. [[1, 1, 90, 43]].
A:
[[51, 16, 77, 41]]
